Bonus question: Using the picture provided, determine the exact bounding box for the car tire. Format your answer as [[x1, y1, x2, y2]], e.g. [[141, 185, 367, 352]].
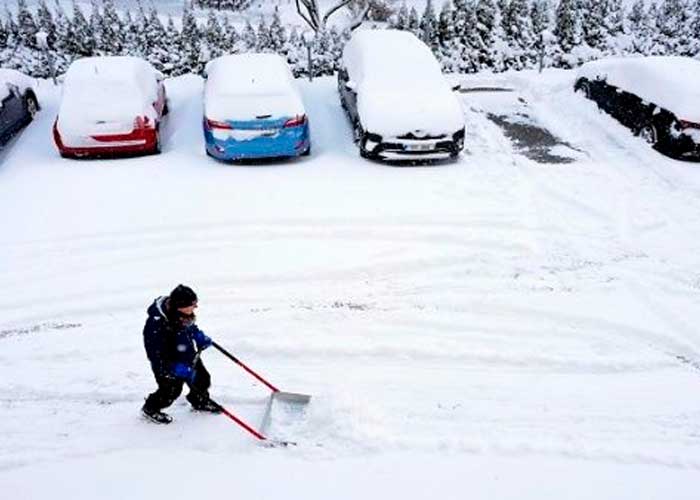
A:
[[24, 94, 39, 119], [637, 122, 658, 146], [576, 80, 592, 99]]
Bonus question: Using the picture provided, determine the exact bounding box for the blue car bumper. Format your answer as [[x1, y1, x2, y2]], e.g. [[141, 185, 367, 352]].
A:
[[204, 122, 310, 160]]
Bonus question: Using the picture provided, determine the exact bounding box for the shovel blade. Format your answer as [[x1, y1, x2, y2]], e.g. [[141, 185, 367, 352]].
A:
[[259, 390, 311, 439]]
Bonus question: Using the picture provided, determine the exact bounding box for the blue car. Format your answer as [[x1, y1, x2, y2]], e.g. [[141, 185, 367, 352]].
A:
[[203, 54, 311, 161], [0, 69, 39, 146]]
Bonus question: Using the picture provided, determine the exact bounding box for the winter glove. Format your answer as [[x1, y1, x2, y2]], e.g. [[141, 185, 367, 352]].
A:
[[193, 329, 213, 350], [172, 363, 195, 382]]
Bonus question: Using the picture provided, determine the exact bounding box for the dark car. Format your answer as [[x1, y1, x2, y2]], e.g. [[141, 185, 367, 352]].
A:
[[0, 69, 40, 146], [575, 56, 700, 160], [338, 29, 465, 162]]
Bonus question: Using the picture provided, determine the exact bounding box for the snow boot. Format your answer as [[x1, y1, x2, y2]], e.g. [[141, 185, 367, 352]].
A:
[[142, 405, 173, 424], [190, 398, 222, 414]]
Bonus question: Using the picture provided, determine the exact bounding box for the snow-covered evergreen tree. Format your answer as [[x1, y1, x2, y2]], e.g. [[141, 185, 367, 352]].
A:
[[17, 0, 38, 48], [99, 0, 125, 54], [627, 0, 653, 55], [269, 7, 287, 54], [35, 0, 56, 48], [691, 0, 700, 55], [656, 0, 692, 55], [203, 9, 223, 60], [69, 0, 97, 57], [554, 0, 581, 64], [394, 2, 410, 30], [407, 6, 420, 36], [256, 17, 271, 52], [530, 0, 550, 36], [503, 0, 536, 69], [242, 20, 256, 50], [179, 3, 202, 75], [420, 0, 440, 52]]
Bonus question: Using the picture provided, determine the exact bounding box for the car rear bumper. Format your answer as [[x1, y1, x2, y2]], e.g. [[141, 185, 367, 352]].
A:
[[204, 123, 310, 161], [53, 122, 158, 158]]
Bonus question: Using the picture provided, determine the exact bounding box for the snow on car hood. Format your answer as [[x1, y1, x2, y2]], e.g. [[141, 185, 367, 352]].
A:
[[0, 69, 35, 103], [358, 83, 465, 137], [577, 56, 700, 123]]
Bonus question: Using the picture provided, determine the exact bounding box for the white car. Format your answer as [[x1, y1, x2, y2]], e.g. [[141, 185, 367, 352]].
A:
[[338, 29, 466, 161], [203, 53, 311, 161], [53, 56, 168, 158]]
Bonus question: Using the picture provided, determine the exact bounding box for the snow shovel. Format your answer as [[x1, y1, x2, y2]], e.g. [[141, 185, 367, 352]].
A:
[[211, 341, 311, 447]]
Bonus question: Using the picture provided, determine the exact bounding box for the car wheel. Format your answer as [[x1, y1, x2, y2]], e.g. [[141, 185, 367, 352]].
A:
[[25, 94, 38, 119], [576, 80, 592, 99], [637, 122, 658, 146]]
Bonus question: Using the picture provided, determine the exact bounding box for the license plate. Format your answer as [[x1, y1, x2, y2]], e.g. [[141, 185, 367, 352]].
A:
[[405, 143, 435, 151]]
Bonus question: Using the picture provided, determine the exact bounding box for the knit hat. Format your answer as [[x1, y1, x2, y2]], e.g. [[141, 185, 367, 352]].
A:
[[169, 284, 198, 310]]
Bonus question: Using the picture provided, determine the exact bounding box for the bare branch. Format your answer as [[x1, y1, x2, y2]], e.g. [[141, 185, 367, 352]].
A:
[[346, 4, 371, 31], [295, 0, 319, 31], [322, 0, 354, 26]]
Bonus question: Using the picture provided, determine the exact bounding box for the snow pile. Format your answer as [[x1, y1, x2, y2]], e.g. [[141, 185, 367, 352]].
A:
[[342, 29, 464, 137], [0, 69, 35, 103], [577, 56, 700, 122], [204, 53, 304, 121], [57, 56, 160, 136]]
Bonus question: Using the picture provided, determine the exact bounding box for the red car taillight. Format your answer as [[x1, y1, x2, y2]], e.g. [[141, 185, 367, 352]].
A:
[[678, 119, 700, 130], [134, 115, 154, 129], [206, 118, 233, 130], [284, 114, 307, 128]]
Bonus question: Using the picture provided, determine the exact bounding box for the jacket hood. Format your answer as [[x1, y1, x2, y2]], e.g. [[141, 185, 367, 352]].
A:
[[147, 296, 169, 321]]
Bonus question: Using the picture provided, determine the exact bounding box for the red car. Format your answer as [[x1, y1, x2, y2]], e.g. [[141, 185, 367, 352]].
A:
[[53, 56, 168, 159]]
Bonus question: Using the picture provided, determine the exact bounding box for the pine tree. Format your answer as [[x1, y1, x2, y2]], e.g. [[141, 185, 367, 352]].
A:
[[203, 10, 223, 60], [0, 17, 8, 50], [420, 0, 440, 51], [179, 3, 202, 74], [394, 2, 409, 30], [504, 0, 536, 69], [474, 0, 500, 70], [656, 0, 692, 55], [407, 6, 420, 36], [628, 0, 653, 55], [16, 0, 38, 48], [99, 0, 125, 54], [242, 20, 256, 50], [269, 7, 287, 53], [255, 17, 271, 52], [691, 0, 700, 55], [221, 16, 239, 53], [554, 0, 581, 55], [89, 0, 102, 50], [71, 0, 95, 56], [36, 0, 56, 48], [530, 0, 550, 36], [579, 0, 606, 49]]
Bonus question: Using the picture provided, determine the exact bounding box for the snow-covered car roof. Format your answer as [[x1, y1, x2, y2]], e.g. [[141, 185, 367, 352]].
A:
[[204, 53, 304, 121], [58, 56, 160, 135], [577, 56, 700, 123], [0, 69, 35, 103], [342, 29, 464, 137]]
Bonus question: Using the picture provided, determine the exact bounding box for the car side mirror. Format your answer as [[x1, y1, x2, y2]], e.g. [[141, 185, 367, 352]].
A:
[[155, 70, 165, 82], [345, 81, 357, 92]]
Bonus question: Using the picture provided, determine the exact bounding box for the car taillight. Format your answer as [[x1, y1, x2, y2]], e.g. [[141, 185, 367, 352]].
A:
[[206, 118, 233, 130], [134, 116, 153, 129], [284, 115, 307, 128], [679, 119, 700, 130]]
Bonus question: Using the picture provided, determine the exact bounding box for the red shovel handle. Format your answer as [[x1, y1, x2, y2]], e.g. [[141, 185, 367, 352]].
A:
[[212, 342, 280, 393]]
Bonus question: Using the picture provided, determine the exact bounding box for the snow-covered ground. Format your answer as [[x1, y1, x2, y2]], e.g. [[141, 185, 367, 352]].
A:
[[1, 68, 700, 498]]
